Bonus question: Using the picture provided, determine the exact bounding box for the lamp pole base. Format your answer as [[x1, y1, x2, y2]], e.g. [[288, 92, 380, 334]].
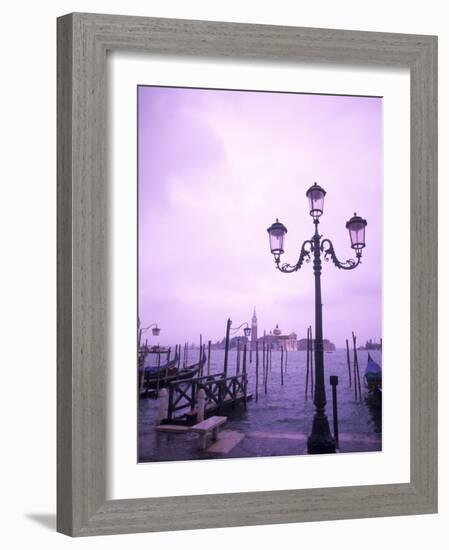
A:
[[307, 412, 336, 454]]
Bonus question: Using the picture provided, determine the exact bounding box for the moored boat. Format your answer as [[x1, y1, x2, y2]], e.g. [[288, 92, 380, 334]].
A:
[[364, 353, 382, 408], [139, 354, 206, 395]]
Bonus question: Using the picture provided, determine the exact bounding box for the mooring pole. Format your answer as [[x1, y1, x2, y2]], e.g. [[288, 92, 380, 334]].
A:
[[202, 344, 206, 377], [207, 340, 211, 376], [330, 375, 339, 449], [305, 326, 310, 399], [281, 346, 284, 386], [236, 338, 241, 375], [243, 343, 248, 410], [309, 325, 314, 399], [346, 338, 352, 388], [223, 318, 231, 377], [255, 340, 259, 402]]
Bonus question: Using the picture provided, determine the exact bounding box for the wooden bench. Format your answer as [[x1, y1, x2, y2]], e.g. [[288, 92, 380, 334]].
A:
[[190, 416, 227, 450]]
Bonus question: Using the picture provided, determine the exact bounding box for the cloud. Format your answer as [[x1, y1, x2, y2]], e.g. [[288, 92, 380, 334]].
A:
[[138, 87, 382, 347]]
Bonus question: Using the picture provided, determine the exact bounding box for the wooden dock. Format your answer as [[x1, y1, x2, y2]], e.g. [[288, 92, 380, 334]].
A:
[[160, 373, 251, 425]]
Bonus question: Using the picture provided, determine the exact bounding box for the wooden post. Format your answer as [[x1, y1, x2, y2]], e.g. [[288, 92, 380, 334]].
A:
[[167, 385, 174, 420], [281, 346, 284, 386], [356, 354, 362, 400], [199, 334, 202, 368], [261, 344, 264, 389], [262, 339, 265, 377], [207, 340, 211, 376], [138, 327, 142, 349], [167, 347, 171, 362], [285, 348, 288, 372], [164, 351, 169, 384], [346, 338, 352, 388], [352, 332, 362, 401], [157, 388, 168, 425], [140, 366, 146, 395], [197, 388, 206, 422], [264, 344, 268, 395], [186, 343, 189, 367], [355, 335, 362, 401], [305, 326, 310, 399], [353, 341, 358, 400], [202, 344, 206, 377], [255, 340, 259, 402], [177, 345, 181, 369], [242, 344, 247, 410], [309, 325, 314, 398], [236, 338, 241, 375], [269, 344, 272, 371], [224, 318, 231, 377], [156, 351, 162, 393]]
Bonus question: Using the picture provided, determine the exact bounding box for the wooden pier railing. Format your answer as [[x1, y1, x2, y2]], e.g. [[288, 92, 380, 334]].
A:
[[166, 373, 248, 422]]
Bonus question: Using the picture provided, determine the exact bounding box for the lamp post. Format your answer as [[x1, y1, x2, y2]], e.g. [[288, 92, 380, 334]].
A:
[[267, 183, 367, 454], [138, 320, 161, 348], [137, 320, 162, 370]]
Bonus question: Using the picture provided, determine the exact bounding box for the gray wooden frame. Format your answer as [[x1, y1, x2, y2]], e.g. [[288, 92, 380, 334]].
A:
[[57, 12, 437, 537]]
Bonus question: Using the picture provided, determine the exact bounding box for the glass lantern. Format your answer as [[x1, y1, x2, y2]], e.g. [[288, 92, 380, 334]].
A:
[[267, 219, 288, 256], [345, 213, 367, 250], [306, 182, 326, 218]]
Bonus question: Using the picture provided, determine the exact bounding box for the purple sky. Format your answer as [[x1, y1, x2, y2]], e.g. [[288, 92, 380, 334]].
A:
[[138, 86, 382, 348]]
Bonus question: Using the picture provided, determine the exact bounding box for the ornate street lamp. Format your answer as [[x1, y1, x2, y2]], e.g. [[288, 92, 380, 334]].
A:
[[267, 184, 367, 454]]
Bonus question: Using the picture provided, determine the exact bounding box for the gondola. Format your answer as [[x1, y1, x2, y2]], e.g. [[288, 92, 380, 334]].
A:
[[364, 353, 382, 408], [139, 354, 206, 395]]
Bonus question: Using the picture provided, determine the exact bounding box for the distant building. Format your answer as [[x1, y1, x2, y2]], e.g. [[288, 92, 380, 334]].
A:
[[258, 324, 298, 351], [297, 338, 336, 351], [251, 307, 258, 351], [363, 338, 382, 350]]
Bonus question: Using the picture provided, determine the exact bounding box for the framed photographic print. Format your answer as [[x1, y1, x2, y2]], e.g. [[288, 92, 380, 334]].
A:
[[57, 13, 437, 536]]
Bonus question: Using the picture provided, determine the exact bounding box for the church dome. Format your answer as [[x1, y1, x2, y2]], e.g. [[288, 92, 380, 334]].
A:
[[273, 324, 282, 336]]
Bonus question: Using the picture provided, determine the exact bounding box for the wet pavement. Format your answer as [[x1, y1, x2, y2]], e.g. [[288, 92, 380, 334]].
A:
[[139, 349, 382, 462]]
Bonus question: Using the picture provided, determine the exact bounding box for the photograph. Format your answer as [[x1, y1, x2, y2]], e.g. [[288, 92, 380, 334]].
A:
[[137, 84, 383, 462]]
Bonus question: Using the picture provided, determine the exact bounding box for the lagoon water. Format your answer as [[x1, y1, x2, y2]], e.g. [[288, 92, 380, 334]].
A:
[[138, 348, 382, 462]]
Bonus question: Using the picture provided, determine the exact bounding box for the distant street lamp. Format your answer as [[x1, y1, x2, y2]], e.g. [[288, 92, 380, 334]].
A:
[[223, 320, 251, 376], [231, 322, 252, 339], [267, 182, 367, 454], [138, 321, 161, 348], [142, 323, 161, 337]]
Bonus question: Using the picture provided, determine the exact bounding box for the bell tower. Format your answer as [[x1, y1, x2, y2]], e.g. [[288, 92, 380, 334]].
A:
[[251, 307, 258, 350]]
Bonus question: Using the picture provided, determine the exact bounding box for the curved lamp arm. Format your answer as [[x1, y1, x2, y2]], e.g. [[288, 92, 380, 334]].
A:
[[141, 323, 159, 332], [276, 240, 313, 273], [320, 238, 362, 270], [230, 322, 250, 333]]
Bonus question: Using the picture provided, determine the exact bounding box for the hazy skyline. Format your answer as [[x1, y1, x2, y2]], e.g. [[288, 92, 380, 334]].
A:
[[138, 86, 382, 348]]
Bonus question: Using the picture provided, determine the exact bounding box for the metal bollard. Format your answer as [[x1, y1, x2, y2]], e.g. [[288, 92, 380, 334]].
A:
[[329, 375, 339, 449]]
